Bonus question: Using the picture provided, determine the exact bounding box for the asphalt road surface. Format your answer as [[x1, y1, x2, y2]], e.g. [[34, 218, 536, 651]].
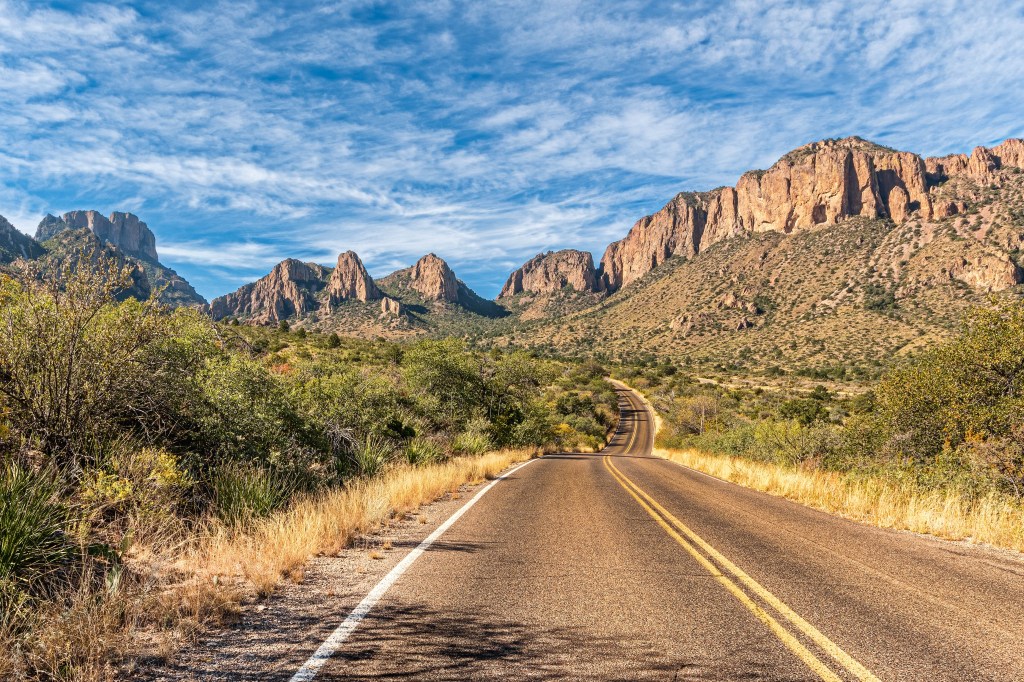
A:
[[294, 386, 1024, 681]]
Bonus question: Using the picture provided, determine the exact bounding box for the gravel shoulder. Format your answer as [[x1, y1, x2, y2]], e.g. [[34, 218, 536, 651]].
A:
[[140, 481, 492, 682]]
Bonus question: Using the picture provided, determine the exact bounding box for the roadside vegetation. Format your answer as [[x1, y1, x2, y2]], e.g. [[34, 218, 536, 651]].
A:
[[0, 257, 618, 680], [620, 298, 1024, 552]]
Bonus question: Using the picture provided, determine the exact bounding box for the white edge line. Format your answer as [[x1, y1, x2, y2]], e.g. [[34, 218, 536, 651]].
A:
[[289, 457, 539, 682]]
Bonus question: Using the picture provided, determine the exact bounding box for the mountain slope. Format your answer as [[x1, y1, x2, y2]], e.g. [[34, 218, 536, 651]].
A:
[[0, 216, 45, 264], [491, 137, 1024, 369]]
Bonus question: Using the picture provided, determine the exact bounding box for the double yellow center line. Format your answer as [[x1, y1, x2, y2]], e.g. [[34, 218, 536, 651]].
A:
[[605, 399, 877, 681]]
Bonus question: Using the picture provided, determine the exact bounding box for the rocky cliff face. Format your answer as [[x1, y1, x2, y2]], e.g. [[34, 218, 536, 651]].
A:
[[0, 215, 44, 263], [599, 137, 1024, 292], [408, 253, 461, 302], [499, 249, 600, 298], [37, 210, 159, 262], [326, 250, 381, 305], [209, 259, 330, 323]]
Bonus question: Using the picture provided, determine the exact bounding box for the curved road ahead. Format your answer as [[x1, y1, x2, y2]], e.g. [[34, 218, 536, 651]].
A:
[[296, 386, 1024, 680]]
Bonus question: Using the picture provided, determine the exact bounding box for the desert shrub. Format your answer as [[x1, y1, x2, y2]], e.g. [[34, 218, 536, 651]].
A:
[[876, 299, 1024, 467], [403, 339, 483, 430], [0, 262, 213, 470], [195, 355, 317, 470], [452, 419, 493, 455], [779, 398, 830, 426]]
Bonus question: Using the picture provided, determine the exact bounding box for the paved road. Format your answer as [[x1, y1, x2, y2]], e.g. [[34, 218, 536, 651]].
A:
[[300, 386, 1024, 680]]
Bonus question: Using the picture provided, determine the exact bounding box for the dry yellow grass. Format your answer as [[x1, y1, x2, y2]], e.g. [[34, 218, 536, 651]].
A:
[[1, 448, 537, 681], [187, 448, 537, 600], [656, 447, 1024, 553]]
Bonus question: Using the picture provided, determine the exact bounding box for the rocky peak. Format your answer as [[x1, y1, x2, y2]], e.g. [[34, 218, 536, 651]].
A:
[[35, 210, 159, 262], [926, 138, 1024, 184], [600, 137, 946, 291], [326, 250, 381, 304], [209, 258, 330, 323], [499, 249, 600, 298], [35, 214, 68, 241], [409, 253, 460, 302]]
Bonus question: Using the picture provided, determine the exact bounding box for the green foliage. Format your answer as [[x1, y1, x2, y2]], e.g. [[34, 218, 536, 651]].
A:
[[779, 398, 830, 426], [0, 262, 213, 469], [878, 300, 1024, 454], [195, 354, 326, 473], [403, 339, 483, 429], [863, 283, 897, 311], [452, 419, 493, 455]]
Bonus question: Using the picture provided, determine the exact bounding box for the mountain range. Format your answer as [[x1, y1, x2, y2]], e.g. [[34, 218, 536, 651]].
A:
[[3, 135, 1022, 367]]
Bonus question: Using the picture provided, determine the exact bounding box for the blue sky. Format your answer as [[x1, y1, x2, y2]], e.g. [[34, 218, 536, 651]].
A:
[[1, 0, 1023, 300]]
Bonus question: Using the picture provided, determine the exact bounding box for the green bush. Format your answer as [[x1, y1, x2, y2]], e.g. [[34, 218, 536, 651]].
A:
[[452, 419, 493, 455]]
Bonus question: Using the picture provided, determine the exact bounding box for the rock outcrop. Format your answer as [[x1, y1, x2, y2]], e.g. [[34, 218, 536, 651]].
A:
[[599, 137, 1024, 292], [326, 251, 381, 305], [943, 252, 1023, 292], [408, 253, 460, 302], [380, 296, 405, 317], [209, 259, 330, 323], [37, 210, 159, 262], [499, 249, 600, 298], [926, 139, 1024, 183], [0, 214, 44, 263]]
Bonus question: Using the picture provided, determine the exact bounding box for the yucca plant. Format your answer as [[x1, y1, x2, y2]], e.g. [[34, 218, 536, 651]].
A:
[[349, 435, 393, 477], [211, 462, 298, 525], [452, 422, 492, 456], [0, 462, 75, 596], [403, 437, 445, 466]]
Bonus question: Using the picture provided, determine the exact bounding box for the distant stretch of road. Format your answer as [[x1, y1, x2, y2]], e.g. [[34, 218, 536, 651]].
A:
[[294, 385, 1024, 680]]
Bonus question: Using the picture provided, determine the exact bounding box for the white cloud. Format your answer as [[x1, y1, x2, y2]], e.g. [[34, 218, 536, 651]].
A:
[[0, 0, 1021, 299]]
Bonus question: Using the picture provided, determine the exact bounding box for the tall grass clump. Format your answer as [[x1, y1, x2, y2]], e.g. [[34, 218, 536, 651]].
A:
[[403, 437, 445, 466]]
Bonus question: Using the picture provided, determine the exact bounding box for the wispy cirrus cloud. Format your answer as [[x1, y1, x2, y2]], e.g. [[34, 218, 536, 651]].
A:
[[0, 0, 1022, 299]]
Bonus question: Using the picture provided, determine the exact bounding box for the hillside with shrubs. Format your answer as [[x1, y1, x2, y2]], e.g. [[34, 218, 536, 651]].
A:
[[0, 256, 618, 680], [622, 298, 1024, 548]]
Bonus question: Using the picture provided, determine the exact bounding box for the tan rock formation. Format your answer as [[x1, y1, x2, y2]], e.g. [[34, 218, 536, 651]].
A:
[[968, 146, 999, 177], [597, 137, 1001, 291], [499, 249, 600, 298], [380, 296, 404, 317], [926, 139, 1024, 183], [327, 250, 381, 305], [944, 253, 1022, 292], [993, 139, 1024, 168], [209, 258, 330, 322], [44, 210, 160, 261], [409, 253, 460, 302]]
